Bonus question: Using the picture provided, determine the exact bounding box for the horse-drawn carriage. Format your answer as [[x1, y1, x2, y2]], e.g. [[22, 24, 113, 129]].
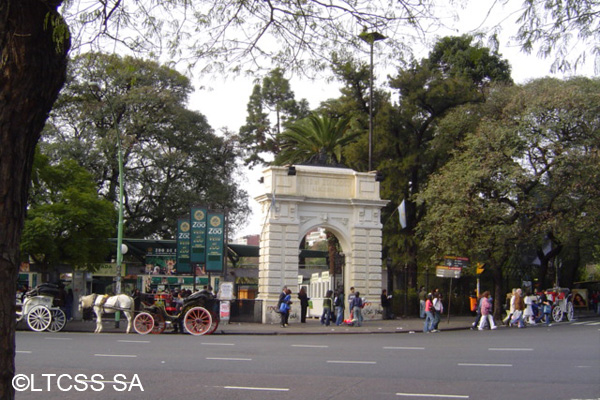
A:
[[133, 290, 219, 336], [16, 284, 67, 332], [547, 287, 575, 322]]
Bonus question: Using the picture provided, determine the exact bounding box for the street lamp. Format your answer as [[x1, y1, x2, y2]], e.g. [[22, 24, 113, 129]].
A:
[[359, 30, 386, 172]]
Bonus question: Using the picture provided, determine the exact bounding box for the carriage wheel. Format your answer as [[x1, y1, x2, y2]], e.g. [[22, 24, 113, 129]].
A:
[[27, 305, 52, 332], [552, 305, 564, 322], [151, 313, 166, 334], [133, 312, 155, 335], [566, 301, 575, 321], [184, 307, 212, 336], [206, 312, 219, 335], [47, 309, 66, 332]]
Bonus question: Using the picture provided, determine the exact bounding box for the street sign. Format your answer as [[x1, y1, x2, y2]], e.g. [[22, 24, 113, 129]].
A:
[[444, 256, 469, 268], [436, 265, 462, 279]]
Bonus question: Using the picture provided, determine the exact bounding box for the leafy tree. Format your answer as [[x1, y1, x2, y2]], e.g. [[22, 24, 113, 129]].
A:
[[42, 53, 249, 238], [416, 77, 600, 315], [377, 36, 512, 288], [21, 151, 116, 277], [239, 68, 310, 166]]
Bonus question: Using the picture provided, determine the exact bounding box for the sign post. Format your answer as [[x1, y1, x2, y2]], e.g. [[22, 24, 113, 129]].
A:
[[436, 256, 469, 324]]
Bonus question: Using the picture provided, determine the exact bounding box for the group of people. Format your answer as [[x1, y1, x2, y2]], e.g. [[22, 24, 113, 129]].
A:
[[277, 286, 369, 328], [470, 288, 555, 330], [422, 290, 444, 333]]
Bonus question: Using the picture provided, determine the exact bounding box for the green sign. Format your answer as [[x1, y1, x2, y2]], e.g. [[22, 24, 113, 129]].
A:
[[176, 218, 191, 273], [190, 207, 207, 264], [206, 212, 224, 272]]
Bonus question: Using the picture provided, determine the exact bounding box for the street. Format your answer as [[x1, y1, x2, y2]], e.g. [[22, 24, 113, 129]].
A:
[[15, 318, 600, 400]]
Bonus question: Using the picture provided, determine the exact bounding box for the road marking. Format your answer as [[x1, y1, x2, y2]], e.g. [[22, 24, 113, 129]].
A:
[[224, 386, 289, 392], [458, 363, 512, 367], [572, 322, 588, 325], [384, 346, 425, 350], [292, 344, 329, 348], [94, 354, 137, 358], [16, 351, 32, 354], [396, 393, 469, 399], [201, 342, 235, 346], [488, 348, 533, 352], [44, 337, 72, 340], [118, 340, 150, 343], [587, 322, 600, 326], [206, 357, 252, 361], [327, 360, 377, 365]]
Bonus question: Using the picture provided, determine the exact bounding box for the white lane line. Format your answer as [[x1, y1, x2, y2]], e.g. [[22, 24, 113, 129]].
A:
[[16, 351, 32, 354], [458, 363, 512, 367], [206, 357, 252, 361], [94, 354, 137, 358], [118, 340, 150, 343], [384, 346, 425, 350], [201, 342, 235, 346], [488, 348, 533, 352], [292, 344, 329, 348], [396, 393, 469, 399], [572, 322, 588, 325], [224, 386, 289, 392], [327, 360, 377, 365], [44, 337, 73, 340], [587, 322, 600, 326]]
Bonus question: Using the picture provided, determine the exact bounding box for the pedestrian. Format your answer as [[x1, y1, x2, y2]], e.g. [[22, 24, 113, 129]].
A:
[[503, 288, 517, 326], [334, 289, 344, 326], [423, 293, 435, 333], [279, 289, 292, 328], [298, 287, 310, 323], [351, 291, 363, 327], [523, 290, 536, 325], [510, 288, 525, 328], [471, 293, 483, 330], [540, 289, 553, 326], [418, 286, 426, 319], [277, 285, 288, 313], [321, 290, 333, 326], [381, 289, 392, 320], [347, 287, 356, 320], [477, 291, 497, 330], [431, 292, 443, 332]]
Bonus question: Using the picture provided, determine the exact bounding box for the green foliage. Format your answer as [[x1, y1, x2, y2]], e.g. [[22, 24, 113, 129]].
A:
[[238, 68, 310, 166], [22, 151, 116, 269], [274, 114, 359, 166], [42, 52, 249, 238], [416, 77, 600, 290]]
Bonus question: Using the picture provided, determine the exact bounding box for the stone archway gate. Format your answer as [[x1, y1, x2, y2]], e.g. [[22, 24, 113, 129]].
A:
[[255, 165, 389, 323]]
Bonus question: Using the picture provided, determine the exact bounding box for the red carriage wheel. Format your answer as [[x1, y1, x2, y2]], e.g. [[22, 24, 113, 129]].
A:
[[207, 312, 219, 335], [183, 307, 212, 336], [133, 312, 154, 335], [151, 313, 166, 334]]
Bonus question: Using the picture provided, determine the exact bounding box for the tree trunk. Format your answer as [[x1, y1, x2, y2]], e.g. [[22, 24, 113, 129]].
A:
[[0, 1, 69, 398]]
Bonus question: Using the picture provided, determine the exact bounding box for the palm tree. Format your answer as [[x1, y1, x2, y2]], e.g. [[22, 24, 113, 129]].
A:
[[273, 114, 359, 167]]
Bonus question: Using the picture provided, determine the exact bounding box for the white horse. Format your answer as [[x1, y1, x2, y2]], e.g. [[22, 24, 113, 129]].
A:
[[79, 294, 135, 334]]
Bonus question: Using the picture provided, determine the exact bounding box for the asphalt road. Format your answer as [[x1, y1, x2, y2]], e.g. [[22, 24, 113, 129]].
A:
[[15, 318, 600, 400]]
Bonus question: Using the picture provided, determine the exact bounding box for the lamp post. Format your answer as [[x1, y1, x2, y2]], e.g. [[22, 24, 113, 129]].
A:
[[359, 30, 386, 172]]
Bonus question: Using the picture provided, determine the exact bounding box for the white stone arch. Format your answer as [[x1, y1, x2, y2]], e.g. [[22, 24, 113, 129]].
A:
[[255, 165, 388, 323]]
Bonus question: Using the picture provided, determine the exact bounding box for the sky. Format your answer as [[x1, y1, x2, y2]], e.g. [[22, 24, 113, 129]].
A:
[[185, 1, 595, 239]]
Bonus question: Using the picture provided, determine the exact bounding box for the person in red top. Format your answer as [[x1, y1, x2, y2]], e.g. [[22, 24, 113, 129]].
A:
[[423, 294, 435, 332], [477, 291, 498, 330]]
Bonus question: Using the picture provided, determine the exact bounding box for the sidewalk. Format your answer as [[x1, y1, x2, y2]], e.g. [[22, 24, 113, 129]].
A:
[[17, 315, 483, 335], [21, 311, 598, 336]]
